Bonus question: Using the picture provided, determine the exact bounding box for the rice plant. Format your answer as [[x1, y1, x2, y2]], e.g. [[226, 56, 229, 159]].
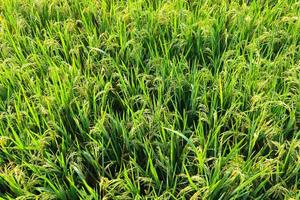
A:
[[0, 0, 300, 199]]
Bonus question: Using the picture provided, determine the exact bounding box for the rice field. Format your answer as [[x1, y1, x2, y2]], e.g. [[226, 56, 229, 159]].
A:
[[0, 0, 300, 199]]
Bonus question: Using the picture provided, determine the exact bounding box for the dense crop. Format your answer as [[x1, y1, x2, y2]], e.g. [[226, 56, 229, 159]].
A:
[[0, 0, 300, 199]]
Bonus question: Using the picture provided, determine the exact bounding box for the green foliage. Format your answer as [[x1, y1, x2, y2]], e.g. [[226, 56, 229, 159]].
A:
[[0, 0, 300, 199]]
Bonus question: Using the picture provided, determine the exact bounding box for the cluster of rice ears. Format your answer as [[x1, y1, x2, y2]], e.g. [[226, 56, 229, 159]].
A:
[[0, 0, 300, 199]]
